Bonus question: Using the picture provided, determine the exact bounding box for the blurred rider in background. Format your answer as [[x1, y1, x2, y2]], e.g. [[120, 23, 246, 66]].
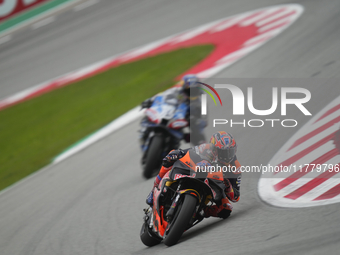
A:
[[139, 74, 207, 146], [146, 131, 242, 219]]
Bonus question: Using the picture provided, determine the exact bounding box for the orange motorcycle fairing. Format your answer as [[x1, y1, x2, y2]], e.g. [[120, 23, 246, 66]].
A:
[[152, 172, 171, 237]]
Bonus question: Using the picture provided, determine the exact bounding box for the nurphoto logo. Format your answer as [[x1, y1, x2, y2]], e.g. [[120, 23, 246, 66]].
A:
[[198, 83, 312, 128]]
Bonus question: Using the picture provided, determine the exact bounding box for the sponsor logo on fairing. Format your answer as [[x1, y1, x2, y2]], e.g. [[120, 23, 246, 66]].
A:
[[174, 173, 196, 180]]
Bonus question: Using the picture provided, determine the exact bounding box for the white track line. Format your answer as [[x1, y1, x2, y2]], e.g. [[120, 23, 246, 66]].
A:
[[273, 154, 340, 188], [301, 177, 340, 201], [210, 13, 249, 33], [240, 7, 280, 27], [272, 155, 340, 201], [244, 29, 281, 46], [53, 106, 143, 163], [0, 34, 11, 45], [32, 16, 55, 30], [256, 8, 293, 27], [73, 0, 100, 12], [258, 95, 340, 208], [259, 17, 295, 33], [273, 121, 340, 165], [0, 0, 83, 38], [273, 141, 337, 180]]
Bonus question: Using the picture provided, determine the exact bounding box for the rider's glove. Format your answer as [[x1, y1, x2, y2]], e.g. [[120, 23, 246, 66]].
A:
[[224, 179, 232, 192], [141, 99, 153, 109], [146, 190, 154, 206], [162, 149, 185, 168]]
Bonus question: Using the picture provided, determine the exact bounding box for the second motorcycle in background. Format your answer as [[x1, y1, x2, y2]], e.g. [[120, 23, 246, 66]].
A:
[[139, 75, 207, 179]]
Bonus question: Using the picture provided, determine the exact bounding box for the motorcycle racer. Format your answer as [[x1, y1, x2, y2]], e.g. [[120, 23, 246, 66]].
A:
[[146, 131, 242, 219], [139, 74, 207, 146]]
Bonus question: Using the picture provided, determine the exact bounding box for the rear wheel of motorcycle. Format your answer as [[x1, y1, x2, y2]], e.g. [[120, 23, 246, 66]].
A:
[[164, 194, 197, 246], [143, 135, 163, 179], [140, 223, 161, 247]]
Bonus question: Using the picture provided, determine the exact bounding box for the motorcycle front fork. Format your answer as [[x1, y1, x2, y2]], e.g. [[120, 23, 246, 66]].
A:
[[165, 193, 180, 222]]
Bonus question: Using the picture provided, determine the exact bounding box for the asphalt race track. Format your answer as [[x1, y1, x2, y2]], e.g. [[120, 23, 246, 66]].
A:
[[1, 0, 340, 254]]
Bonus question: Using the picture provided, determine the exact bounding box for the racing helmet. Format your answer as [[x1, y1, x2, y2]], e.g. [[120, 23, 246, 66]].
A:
[[210, 131, 237, 165], [181, 74, 200, 100]]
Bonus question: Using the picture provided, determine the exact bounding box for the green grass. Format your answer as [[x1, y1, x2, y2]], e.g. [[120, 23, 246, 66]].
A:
[[0, 45, 214, 190]]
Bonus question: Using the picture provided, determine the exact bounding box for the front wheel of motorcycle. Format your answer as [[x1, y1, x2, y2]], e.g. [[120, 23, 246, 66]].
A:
[[164, 194, 197, 246], [143, 135, 164, 179]]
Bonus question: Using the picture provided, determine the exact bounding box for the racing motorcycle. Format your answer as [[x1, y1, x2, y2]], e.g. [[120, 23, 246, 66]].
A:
[[140, 149, 226, 246], [140, 90, 189, 179]]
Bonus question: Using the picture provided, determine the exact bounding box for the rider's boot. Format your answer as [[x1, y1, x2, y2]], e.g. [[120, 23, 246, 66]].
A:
[[146, 189, 154, 206], [204, 197, 233, 219], [145, 174, 163, 206], [145, 163, 175, 206]]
